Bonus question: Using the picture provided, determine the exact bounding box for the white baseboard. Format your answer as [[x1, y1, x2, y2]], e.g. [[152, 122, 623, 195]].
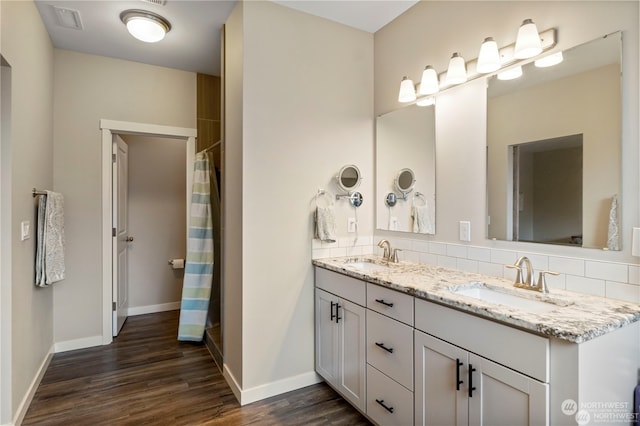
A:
[[127, 302, 180, 316], [54, 335, 103, 353], [222, 366, 321, 406], [13, 345, 53, 426]]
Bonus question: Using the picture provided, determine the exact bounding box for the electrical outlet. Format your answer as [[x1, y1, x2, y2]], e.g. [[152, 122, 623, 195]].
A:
[[21, 221, 31, 241], [459, 221, 471, 242], [348, 218, 357, 233], [390, 217, 398, 231]]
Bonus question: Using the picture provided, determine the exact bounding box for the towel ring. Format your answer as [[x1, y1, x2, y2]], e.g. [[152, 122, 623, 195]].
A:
[[413, 191, 427, 207], [315, 189, 334, 208]]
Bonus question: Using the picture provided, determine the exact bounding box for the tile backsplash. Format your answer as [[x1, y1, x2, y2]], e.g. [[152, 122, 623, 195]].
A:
[[311, 235, 640, 304]]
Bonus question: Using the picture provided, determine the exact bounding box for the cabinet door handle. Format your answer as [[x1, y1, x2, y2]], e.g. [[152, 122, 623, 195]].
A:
[[330, 301, 336, 321], [468, 364, 476, 398], [335, 304, 342, 323], [456, 358, 464, 391], [375, 342, 394, 353], [375, 399, 394, 413], [375, 298, 394, 307]]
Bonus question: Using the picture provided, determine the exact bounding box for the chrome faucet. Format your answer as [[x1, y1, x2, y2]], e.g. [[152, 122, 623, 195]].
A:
[[378, 239, 392, 260], [505, 256, 558, 294]]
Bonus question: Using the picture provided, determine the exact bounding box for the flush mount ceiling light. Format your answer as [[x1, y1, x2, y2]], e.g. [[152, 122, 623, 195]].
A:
[[398, 76, 417, 103], [477, 37, 501, 73], [120, 9, 171, 43], [419, 66, 440, 95], [446, 52, 467, 85], [535, 51, 564, 68], [514, 19, 542, 59]]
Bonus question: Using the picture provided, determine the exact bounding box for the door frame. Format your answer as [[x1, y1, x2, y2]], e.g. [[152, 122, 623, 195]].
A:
[[100, 119, 196, 344]]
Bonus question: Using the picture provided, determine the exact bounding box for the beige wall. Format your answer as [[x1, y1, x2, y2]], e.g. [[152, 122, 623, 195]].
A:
[[122, 135, 186, 311], [52, 50, 196, 343], [375, 1, 639, 263], [225, 0, 374, 397], [488, 64, 621, 248], [0, 0, 54, 420]]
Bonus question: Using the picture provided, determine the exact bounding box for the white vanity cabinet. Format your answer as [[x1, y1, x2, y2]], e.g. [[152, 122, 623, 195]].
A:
[[315, 268, 366, 412], [414, 298, 549, 426]]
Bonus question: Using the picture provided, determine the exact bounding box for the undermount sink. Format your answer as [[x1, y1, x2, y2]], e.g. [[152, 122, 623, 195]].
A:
[[450, 284, 572, 314], [341, 257, 391, 273]]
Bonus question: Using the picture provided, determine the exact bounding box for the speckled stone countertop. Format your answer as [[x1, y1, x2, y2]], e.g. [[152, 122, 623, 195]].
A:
[[313, 255, 640, 344]]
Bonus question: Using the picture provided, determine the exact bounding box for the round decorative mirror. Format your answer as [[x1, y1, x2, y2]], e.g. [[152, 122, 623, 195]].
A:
[[337, 164, 362, 193], [394, 168, 416, 196]]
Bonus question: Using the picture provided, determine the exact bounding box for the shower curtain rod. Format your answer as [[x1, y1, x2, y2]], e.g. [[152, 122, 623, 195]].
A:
[[198, 140, 221, 154]]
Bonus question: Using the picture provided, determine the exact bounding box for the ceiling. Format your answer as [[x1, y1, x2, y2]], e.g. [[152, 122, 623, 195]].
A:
[[35, 0, 419, 76]]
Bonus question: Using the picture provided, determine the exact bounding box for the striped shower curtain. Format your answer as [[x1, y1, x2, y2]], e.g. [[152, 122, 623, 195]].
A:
[[178, 152, 214, 341]]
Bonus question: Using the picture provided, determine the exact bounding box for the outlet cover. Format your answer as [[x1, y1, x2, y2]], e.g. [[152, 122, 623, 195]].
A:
[[390, 217, 398, 231], [459, 221, 471, 242], [632, 227, 640, 257], [348, 218, 357, 233], [21, 221, 31, 241]]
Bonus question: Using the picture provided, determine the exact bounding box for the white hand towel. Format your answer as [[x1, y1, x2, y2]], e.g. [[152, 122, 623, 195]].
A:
[[315, 206, 337, 243], [411, 204, 434, 234], [35, 195, 47, 286]]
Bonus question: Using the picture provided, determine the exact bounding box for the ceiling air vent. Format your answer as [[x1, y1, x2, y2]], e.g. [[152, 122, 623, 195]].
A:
[[52, 6, 83, 30], [140, 0, 167, 5]]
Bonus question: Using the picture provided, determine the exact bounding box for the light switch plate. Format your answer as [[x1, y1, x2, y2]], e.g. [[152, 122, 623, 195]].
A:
[[348, 218, 357, 233], [459, 221, 471, 242], [632, 227, 640, 257], [21, 221, 31, 241]]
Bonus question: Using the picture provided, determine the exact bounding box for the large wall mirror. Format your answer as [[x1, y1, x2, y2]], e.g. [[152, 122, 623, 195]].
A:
[[376, 105, 436, 234], [487, 32, 622, 249]]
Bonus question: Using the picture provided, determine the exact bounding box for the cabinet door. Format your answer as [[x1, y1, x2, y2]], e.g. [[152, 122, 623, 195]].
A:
[[468, 354, 548, 426], [415, 331, 468, 426], [338, 298, 366, 412], [315, 289, 339, 386]]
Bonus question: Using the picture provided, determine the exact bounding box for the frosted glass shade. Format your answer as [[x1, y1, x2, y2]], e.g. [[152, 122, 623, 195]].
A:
[[497, 66, 523, 81], [398, 77, 416, 103], [121, 10, 171, 43], [419, 66, 440, 95], [477, 37, 501, 73], [514, 19, 542, 59], [535, 52, 563, 68], [445, 53, 467, 85], [416, 96, 435, 107]]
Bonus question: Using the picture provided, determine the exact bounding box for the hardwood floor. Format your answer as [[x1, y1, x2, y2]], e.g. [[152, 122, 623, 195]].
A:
[[23, 310, 370, 426]]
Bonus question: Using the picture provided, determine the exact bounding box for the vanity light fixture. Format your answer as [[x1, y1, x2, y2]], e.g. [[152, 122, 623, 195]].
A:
[[446, 52, 467, 85], [477, 37, 501, 73], [514, 19, 542, 59], [419, 66, 440, 95], [120, 9, 171, 43], [534, 51, 564, 68], [398, 76, 417, 103], [497, 65, 523, 81]]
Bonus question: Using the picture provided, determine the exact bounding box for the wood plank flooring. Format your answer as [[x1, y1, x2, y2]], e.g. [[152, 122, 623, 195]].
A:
[[23, 310, 370, 426]]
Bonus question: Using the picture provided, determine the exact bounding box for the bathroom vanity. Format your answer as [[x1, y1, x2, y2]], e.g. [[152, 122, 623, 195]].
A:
[[313, 256, 640, 426]]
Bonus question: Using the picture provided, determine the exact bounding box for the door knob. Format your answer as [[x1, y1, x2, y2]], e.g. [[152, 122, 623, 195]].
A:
[[125, 236, 134, 242]]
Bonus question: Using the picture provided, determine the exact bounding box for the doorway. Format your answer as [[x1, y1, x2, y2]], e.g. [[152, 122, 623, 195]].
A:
[[100, 120, 196, 344]]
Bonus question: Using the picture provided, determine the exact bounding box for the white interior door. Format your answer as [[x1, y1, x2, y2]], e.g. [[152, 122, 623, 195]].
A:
[[112, 135, 129, 336]]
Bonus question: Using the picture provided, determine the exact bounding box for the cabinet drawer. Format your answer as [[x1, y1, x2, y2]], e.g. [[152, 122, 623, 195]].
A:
[[315, 267, 366, 306], [367, 310, 413, 390], [415, 298, 549, 382], [367, 283, 414, 326], [366, 364, 413, 426]]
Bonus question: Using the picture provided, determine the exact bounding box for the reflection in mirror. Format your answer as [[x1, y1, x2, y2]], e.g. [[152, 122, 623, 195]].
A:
[[487, 32, 621, 249], [376, 105, 436, 233]]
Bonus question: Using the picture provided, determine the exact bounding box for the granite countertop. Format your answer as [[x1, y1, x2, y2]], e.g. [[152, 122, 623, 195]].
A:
[[313, 255, 640, 344]]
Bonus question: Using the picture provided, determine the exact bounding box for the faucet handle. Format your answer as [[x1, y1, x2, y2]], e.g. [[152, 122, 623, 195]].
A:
[[505, 264, 523, 284], [391, 248, 402, 263], [536, 271, 559, 294]]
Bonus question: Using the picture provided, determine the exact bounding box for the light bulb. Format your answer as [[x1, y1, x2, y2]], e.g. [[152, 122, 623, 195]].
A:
[[445, 53, 467, 85], [477, 37, 501, 73], [398, 76, 416, 103], [419, 66, 440, 95], [514, 19, 542, 59]]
